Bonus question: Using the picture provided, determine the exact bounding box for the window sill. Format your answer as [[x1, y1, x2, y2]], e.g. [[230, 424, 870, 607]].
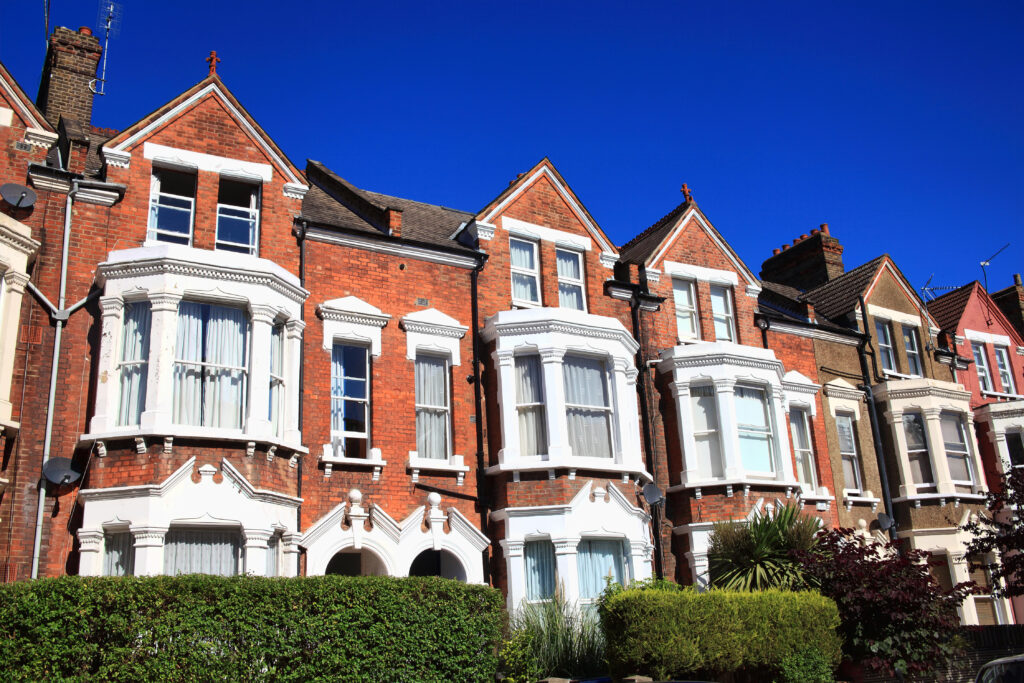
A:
[[882, 370, 919, 380], [80, 427, 307, 457], [511, 299, 542, 309], [0, 418, 19, 436], [892, 491, 986, 508], [486, 457, 652, 484], [408, 453, 469, 486], [320, 445, 385, 480], [797, 487, 835, 510], [667, 477, 803, 499], [841, 490, 881, 512]]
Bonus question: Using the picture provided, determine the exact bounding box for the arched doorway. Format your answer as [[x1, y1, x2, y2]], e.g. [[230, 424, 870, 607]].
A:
[[325, 548, 387, 576], [408, 549, 466, 581]]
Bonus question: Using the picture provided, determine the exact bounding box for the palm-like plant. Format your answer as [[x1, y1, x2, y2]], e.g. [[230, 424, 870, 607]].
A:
[[708, 503, 821, 591]]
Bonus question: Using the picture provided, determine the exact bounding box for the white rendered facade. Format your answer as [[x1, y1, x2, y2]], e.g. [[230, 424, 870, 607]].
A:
[[0, 212, 39, 432]]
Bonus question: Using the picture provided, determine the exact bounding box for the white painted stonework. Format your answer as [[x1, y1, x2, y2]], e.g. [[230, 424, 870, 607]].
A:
[[302, 490, 490, 582], [77, 457, 301, 577], [319, 296, 390, 358], [0, 212, 39, 430], [400, 307, 468, 366], [143, 142, 272, 182], [481, 307, 649, 480], [973, 400, 1024, 475], [493, 481, 653, 610]]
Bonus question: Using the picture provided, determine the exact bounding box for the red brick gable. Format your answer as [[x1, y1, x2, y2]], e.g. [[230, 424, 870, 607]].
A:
[[0, 62, 52, 132]]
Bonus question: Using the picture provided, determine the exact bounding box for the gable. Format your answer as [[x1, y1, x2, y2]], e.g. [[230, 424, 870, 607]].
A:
[[0, 62, 51, 132], [647, 207, 760, 290], [865, 261, 933, 325], [958, 287, 1024, 347]]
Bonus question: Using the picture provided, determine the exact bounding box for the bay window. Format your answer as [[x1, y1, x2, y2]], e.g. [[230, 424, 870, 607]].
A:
[[524, 539, 556, 602], [215, 178, 260, 255], [903, 325, 923, 376], [163, 528, 241, 576], [789, 407, 817, 490], [1009, 432, 1024, 468], [710, 285, 735, 342], [973, 343, 993, 392], [556, 249, 585, 310], [903, 412, 935, 490], [672, 279, 699, 341], [690, 385, 723, 479], [941, 412, 973, 488], [173, 302, 249, 429], [994, 346, 1016, 394], [510, 238, 540, 306], [331, 344, 370, 459], [415, 354, 451, 460], [268, 323, 284, 437], [515, 355, 547, 457], [148, 167, 196, 245], [563, 355, 613, 459], [735, 386, 774, 474], [836, 413, 863, 492], [876, 320, 896, 372], [577, 539, 627, 601], [117, 301, 151, 426], [103, 531, 134, 577]]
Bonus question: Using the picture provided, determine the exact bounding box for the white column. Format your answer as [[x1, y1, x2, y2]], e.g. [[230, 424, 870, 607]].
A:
[[89, 296, 125, 433], [629, 540, 653, 582], [247, 304, 277, 439], [77, 529, 104, 576], [243, 529, 272, 576], [951, 553, 980, 625], [625, 367, 643, 466], [885, 410, 917, 497], [992, 431, 1011, 476], [131, 526, 167, 576], [714, 378, 742, 479], [0, 271, 29, 423], [282, 532, 301, 577], [494, 350, 519, 464], [501, 539, 526, 611], [610, 357, 632, 465], [924, 408, 955, 495], [283, 319, 305, 444], [672, 382, 699, 485], [772, 386, 797, 482], [140, 293, 182, 431], [964, 413, 986, 493], [552, 538, 580, 602], [687, 551, 711, 591], [541, 348, 570, 461]]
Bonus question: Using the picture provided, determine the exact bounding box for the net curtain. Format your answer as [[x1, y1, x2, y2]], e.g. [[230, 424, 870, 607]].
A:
[[577, 539, 626, 600], [173, 303, 248, 429], [524, 539, 556, 601], [515, 356, 546, 456], [510, 240, 538, 302], [118, 301, 152, 426], [415, 356, 449, 459], [563, 356, 612, 459], [164, 528, 240, 576]]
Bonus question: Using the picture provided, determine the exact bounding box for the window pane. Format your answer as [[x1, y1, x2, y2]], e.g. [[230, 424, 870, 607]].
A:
[[836, 415, 856, 454], [266, 533, 280, 577], [903, 326, 923, 375], [690, 386, 717, 432], [577, 540, 626, 600], [515, 356, 543, 403], [160, 168, 196, 197], [118, 302, 151, 427], [556, 250, 581, 279], [216, 212, 256, 248], [739, 434, 773, 472], [673, 279, 694, 307], [512, 273, 539, 303], [789, 408, 810, 450], [974, 344, 992, 391], [343, 346, 367, 379], [948, 454, 971, 482], [525, 540, 556, 601], [173, 302, 248, 429], [510, 239, 536, 270], [909, 452, 934, 485], [558, 282, 584, 310], [710, 286, 729, 316], [343, 401, 366, 432], [218, 179, 256, 207], [995, 347, 1016, 394], [103, 532, 135, 577], [563, 357, 609, 408], [415, 356, 449, 460], [415, 356, 447, 406], [344, 378, 366, 399], [164, 529, 240, 576], [735, 387, 768, 427], [515, 356, 546, 456], [903, 413, 928, 451], [1008, 433, 1024, 468], [842, 456, 859, 490], [694, 433, 723, 479], [876, 321, 895, 371], [153, 204, 192, 236], [941, 413, 967, 452]]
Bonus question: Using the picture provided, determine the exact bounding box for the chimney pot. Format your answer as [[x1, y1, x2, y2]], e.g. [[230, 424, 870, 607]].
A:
[[772, 248, 781, 256], [782, 244, 790, 251], [811, 229, 820, 236], [800, 234, 809, 240], [792, 238, 800, 245], [1016, 273, 1022, 287], [79, 26, 92, 35], [820, 223, 829, 234]]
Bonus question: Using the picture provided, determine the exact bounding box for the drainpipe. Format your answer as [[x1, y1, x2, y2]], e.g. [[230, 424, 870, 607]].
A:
[[857, 295, 897, 541], [470, 255, 491, 583], [31, 179, 79, 579], [294, 219, 308, 576]]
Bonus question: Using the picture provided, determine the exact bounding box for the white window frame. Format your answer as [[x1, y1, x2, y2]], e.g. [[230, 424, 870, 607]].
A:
[[555, 248, 586, 311], [523, 538, 557, 603], [994, 346, 1017, 394], [734, 384, 775, 476], [942, 411, 974, 487], [835, 412, 863, 493], [510, 237, 541, 307], [709, 284, 735, 342], [331, 342, 371, 458], [215, 178, 261, 255], [1007, 430, 1024, 469], [147, 167, 196, 245], [563, 354, 615, 459], [116, 300, 151, 427], [515, 354, 547, 458], [973, 342, 993, 392], [876, 320, 897, 373], [789, 406, 817, 491], [268, 322, 285, 438], [414, 353, 452, 461], [689, 384, 723, 479], [903, 411, 936, 491], [902, 325, 923, 377], [672, 278, 700, 342]]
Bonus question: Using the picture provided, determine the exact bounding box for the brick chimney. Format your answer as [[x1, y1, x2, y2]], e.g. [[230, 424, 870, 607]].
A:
[[759, 223, 845, 291], [992, 273, 1024, 339], [385, 207, 403, 238], [36, 26, 102, 127]]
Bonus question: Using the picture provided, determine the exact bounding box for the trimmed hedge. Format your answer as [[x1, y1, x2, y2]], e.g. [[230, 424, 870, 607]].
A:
[[599, 586, 841, 680], [0, 574, 503, 682]]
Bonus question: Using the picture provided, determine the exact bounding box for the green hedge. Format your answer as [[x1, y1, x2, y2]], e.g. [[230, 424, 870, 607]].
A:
[[0, 575, 504, 682], [599, 586, 841, 680]]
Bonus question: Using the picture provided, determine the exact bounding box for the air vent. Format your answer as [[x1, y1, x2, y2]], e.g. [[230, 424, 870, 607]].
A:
[[416, 297, 429, 307], [14, 141, 31, 152]]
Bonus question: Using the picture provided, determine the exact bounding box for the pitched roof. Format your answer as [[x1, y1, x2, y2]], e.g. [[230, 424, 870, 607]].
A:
[[0, 60, 52, 131], [757, 279, 853, 333], [800, 255, 888, 321], [926, 282, 977, 333], [618, 199, 691, 265], [301, 160, 477, 254]]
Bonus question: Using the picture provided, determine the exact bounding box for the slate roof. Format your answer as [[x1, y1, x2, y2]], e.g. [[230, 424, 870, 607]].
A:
[[618, 199, 691, 265], [757, 279, 853, 333], [926, 282, 976, 333], [301, 160, 477, 254], [800, 255, 888, 322]]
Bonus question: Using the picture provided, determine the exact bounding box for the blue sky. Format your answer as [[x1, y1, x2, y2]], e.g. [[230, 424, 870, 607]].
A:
[[2, 1, 1022, 295]]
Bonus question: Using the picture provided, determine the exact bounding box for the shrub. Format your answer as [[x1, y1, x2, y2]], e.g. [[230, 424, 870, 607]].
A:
[[776, 648, 834, 683], [797, 528, 975, 679], [0, 574, 504, 682], [964, 467, 1024, 597], [598, 585, 840, 681], [504, 588, 605, 680], [708, 502, 821, 590]]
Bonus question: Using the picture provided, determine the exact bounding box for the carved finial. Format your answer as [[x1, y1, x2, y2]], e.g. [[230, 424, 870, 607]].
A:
[[680, 183, 692, 201], [206, 50, 221, 76]]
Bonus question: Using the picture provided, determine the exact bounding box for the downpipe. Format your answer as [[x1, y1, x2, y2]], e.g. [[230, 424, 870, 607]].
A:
[[31, 180, 79, 579]]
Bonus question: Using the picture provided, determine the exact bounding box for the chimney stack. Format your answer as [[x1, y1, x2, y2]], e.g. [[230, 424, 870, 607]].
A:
[[992, 273, 1024, 339], [36, 26, 102, 128], [759, 224, 845, 291]]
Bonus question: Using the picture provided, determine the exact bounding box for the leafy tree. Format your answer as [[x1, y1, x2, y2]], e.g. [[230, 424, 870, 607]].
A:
[[708, 503, 820, 590], [963, 467, 1024, 597], [796, 528, 974, 679]]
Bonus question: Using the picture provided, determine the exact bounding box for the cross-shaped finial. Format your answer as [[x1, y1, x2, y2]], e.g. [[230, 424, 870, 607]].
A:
[[206, 50, 221, 76], [680, 183, 692, 201]]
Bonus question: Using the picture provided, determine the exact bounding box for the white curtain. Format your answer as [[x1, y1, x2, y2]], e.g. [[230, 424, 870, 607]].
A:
[[735, 387, 772, 472], [118, 302, 151, 426], [524, 539, 556, 601], [577, 540, 626, 600], [515, 356, 546, 456], [836, 415, 860, 489], [563, 357, 612, 459], [789, 407, 816, 487], [103, 532, 135, 576], [941, 413, 972, 482], [557, 251, 583, 309], [903, 413, 934, 485], [204, 306, 247, 429], [690, 386, 722, 478], [710, 286, 733, 341], [673, 280, 697, 338], [164, 528, 240, 576], [173, 302, 205, 426], [415, 356, 449, 460], [510, 240, 539, 303], [269, 324, 283, 436]]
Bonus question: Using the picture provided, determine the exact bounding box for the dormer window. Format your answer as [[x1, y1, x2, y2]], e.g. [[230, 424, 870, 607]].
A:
[[510, 237, 541, 306], [216, 178, 260, 255], [148, 167, 196, 245], [710, 285, 735, 342]]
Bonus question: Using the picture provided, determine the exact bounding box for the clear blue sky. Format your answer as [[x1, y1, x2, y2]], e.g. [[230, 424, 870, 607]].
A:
[[2, 1, 1022, 296]]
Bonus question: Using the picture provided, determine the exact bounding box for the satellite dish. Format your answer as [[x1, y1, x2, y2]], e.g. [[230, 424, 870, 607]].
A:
[[42, 457, 81, 486], [0, 183, 37, 208], [877, 512, 895, 531], [642, 482, 664, 506]]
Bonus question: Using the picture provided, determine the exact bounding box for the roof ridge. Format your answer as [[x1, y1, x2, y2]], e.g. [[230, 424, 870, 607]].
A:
[[362, 188, 472, 215], [620, 199, 690, 251]]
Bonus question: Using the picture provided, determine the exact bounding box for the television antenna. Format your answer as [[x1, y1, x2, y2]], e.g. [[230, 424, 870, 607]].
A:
[[919, 274, 959, 302], [980, 243, 1010, 294], [89, 1, 123, 96]]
